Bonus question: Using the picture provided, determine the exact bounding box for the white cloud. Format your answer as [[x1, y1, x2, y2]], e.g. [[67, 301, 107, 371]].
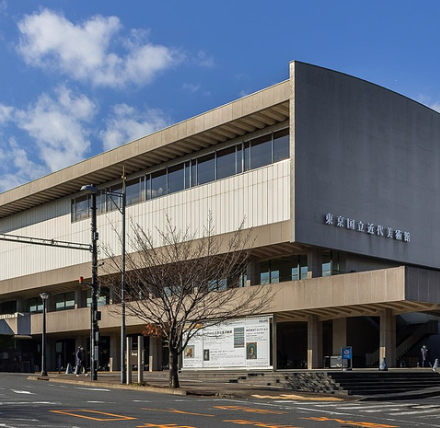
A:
[[0, 86, 96, 176], [0, 137, 47, 192], [17, 9, 181, 88], [101, 103, 170, 151], [14, 86, 96, 171]]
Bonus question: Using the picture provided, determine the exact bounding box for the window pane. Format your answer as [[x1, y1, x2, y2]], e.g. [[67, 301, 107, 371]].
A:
[[197, 154, 215, 185], [250, 135, 272, 169], [244, 141, 251, 171], [65, 292, 75, 309], [216, 146, 236, 179], [273, 129, 289, 162], [73, 195, 89, 221], [107, 185, 123, 212], [126, 178, 142, 205], [151, 170, 167, 199], [146, 175, 152, 200], [168, 164, 185, 194], [184, 162, 191, 189]]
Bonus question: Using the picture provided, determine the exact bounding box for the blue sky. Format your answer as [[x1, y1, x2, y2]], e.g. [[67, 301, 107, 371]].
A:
[[0, 1, 439, 192]]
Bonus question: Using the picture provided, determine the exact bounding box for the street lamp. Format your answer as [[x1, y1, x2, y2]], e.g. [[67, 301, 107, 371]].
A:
[[39, 292, 49, 376], [105, 177, 126, 384], [80, 184, 100, 381]]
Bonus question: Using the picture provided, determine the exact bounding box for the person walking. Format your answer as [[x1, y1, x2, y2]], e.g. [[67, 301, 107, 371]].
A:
[[75, 346, 87, 376], [421, 344, 431, 367]]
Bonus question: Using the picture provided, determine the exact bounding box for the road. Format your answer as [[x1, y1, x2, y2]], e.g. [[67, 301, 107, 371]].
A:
[[0, 373, 440, 428]]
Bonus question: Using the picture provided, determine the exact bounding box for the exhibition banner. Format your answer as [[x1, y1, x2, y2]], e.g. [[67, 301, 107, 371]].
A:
[[182, 316, 272, 369]]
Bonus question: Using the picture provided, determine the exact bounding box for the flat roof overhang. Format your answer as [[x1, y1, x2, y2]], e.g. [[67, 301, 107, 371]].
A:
[[265, 266, 440, 322], [0, 81, 290, 219]]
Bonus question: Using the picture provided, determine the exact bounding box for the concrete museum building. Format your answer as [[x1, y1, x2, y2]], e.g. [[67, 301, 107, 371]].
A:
[[1, 61, 440, 373]]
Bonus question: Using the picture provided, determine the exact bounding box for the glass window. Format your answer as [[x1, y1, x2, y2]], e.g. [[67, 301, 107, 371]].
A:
[[86, 289, 108, 307], [273, 129, 289, 162], [184, 162, 191, 189], [197, 154, 215, 185], [250, 135, 272, 169], [146, 174, 152, 200], [55, 292, 75, 311], [72, 195, 89, 221], [168, 164, 185, 194], [27, 297, 43, 313], [107, 185, 123, 212], [126, 177, 143, 206], [216, 146, 236, 179], [244, 141, 251, 171], [151, 170, 167, 199]]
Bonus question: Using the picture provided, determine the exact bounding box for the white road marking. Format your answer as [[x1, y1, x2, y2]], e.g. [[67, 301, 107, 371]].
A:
[[74, 387, 110, 391], [11, 390, 34, 395]]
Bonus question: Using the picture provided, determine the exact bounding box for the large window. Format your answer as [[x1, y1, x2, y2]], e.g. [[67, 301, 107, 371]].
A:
[[197, 154, 216, 185], [72, 128, 289, 221], [55, 292, 75, 311], [27, 297, 43, 313]]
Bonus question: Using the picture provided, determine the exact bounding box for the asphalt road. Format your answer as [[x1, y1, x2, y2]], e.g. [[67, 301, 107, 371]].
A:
[[0, 373, 439, 428]]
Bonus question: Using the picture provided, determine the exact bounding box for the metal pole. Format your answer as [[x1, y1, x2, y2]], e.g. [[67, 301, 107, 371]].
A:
[[41, 296, 47, 376], [121, 176, 127, 384], [91, 191, 99, 381]]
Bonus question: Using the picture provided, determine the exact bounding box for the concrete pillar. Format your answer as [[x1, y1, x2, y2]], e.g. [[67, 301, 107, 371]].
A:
[[247, 256, 260, 285], [332, 318, 347, 355], [307, 315, 323, 369], [380, 309, 396, 367], [75, 288, 86, 309], [138, 336, 144, 383], [149, 337, 162, 371], [126, 336, 132, 384], [307, 249, 322, 278]]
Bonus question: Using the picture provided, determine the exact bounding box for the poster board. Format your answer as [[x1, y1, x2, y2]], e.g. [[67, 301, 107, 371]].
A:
[[182, 316, 272, 370]]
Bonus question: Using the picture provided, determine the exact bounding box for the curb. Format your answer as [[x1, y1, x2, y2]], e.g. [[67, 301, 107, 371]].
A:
[[27, 375, 188, 396]]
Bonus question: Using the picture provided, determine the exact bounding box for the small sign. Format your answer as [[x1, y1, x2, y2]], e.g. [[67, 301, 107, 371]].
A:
[[342, 347, 352, 360]]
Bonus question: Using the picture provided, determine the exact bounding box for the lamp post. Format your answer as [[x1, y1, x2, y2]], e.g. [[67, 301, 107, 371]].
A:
[[80, 184, 100, 381], [105, 177, 127, 384], [39, 292, 49, 376]]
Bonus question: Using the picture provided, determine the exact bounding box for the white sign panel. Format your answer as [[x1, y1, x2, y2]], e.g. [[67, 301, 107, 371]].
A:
[[182, 316, 272, 370]]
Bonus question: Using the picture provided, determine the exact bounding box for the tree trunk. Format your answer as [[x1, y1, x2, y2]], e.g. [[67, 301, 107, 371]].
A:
[[168, 347, 180, 388]]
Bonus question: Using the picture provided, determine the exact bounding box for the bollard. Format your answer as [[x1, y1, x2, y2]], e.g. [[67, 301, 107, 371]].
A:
[[65, 363, 73, 374], [433, 359, 439, 370], [379, 357, 388, 371]]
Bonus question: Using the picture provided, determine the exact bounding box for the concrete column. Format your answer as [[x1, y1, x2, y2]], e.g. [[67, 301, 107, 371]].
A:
[[332, 318, 347, 355], [75, 288, 86, 309], [307, 249, 322, 278], [138, 336, 144, 383], [380, 309, 396, 367], [126, 336, 132, 384], [307, 315, 323, 369], [246, 256, 260, 285], [149, 337, 162, 371]]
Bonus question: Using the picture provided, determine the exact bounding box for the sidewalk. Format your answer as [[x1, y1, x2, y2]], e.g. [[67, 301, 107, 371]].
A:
[[28, 371, 349, 402]]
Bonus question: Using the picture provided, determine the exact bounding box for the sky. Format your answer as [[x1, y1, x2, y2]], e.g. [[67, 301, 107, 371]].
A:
[[0, 1, 439, 193]]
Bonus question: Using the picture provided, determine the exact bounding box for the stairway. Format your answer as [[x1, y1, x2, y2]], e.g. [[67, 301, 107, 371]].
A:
[[327, 371, 440, 396]]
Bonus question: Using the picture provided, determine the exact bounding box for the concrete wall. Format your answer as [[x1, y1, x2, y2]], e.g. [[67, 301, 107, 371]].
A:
[[292, 61, 440, 269]]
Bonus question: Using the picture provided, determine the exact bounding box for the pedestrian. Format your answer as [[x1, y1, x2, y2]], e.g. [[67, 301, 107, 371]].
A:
[[75, 346, 87, 376], [421, 344, 431, 367]]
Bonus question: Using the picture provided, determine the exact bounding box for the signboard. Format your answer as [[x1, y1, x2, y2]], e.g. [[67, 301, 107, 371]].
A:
[[182, 316, 272, 370]]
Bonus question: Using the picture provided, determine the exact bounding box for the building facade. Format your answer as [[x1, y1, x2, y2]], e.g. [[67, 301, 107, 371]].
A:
[[1, 61, 440, 373]]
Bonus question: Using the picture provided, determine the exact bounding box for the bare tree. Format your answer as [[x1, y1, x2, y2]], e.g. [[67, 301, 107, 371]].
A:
[[101, 216, 272, 388]]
